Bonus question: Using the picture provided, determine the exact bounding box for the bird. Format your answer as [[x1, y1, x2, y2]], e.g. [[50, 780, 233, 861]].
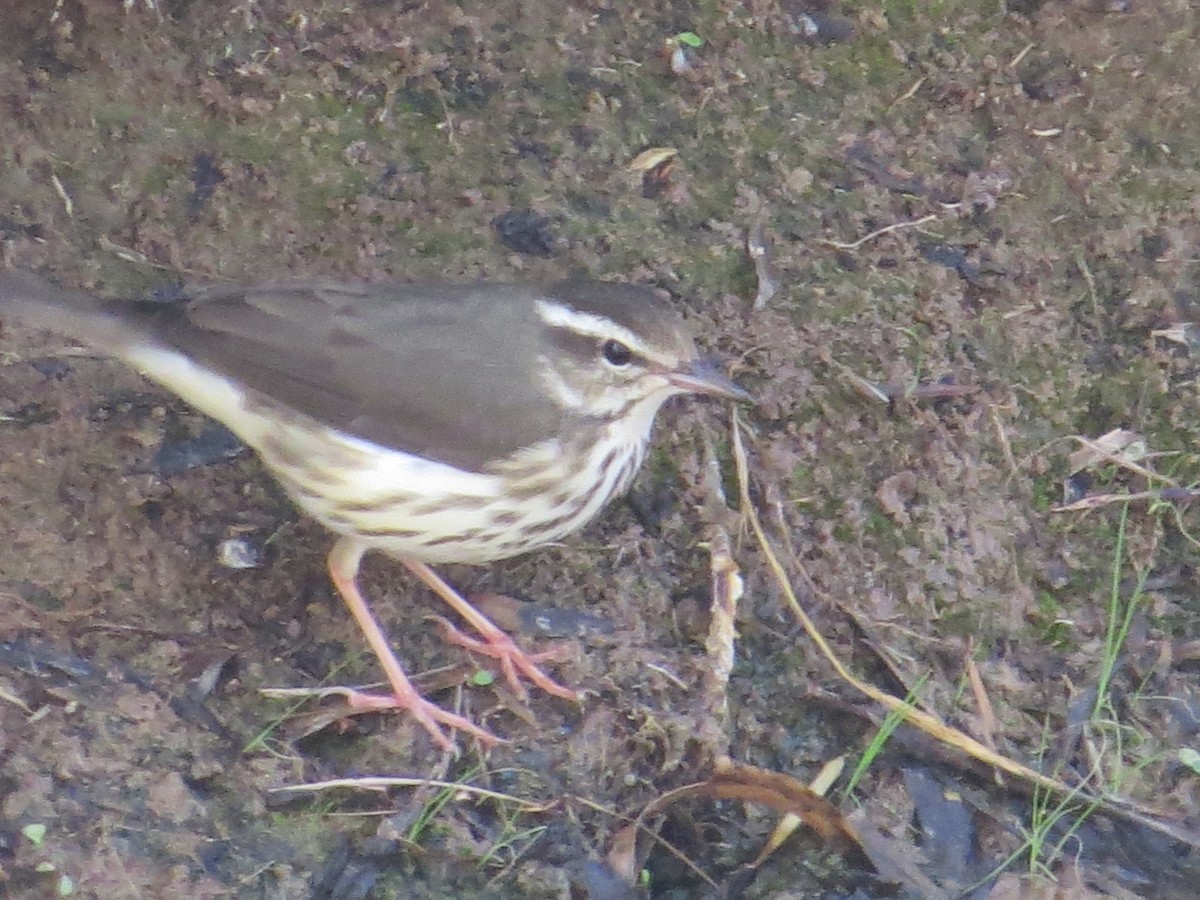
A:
[[0, 270, 749, 749]]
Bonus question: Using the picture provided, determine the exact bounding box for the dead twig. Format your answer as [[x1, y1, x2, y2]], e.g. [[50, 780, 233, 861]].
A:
[[819, 213, 937, 251]]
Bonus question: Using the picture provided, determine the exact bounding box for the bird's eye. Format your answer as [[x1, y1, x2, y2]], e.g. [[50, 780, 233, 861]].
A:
[[601, 339, 634, 366]]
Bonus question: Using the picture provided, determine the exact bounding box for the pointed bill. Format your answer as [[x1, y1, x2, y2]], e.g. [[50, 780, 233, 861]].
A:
[[669, 359, 751, 402]]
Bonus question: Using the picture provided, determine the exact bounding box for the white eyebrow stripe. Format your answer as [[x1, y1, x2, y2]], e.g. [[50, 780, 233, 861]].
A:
[[534, 298, 653, 356]]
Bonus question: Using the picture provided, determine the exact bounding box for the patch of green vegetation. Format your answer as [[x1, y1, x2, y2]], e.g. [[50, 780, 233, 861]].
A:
[[267, 793, 377, 875], [92, 100, 142, 129], [980, 508, 1161, 887], [1091, 507, 1150, 718], [1030, 590, 1076, 650], [1116, 170, 1193, 209], [818, 36, 911, 95], [186, 125, 278, 168], [935, 601, 994, 639], [139, 162, 177, 195], [790, 463, 814, 497], [1073, 355, 1168, 437], [863, 508, 902, 543], [679, 153, 744, 220], [410, 223, 486, 259], [843, 674, 927, 798], [677, 242, 752, 299], [297, 173, 371, 221], [1003, 722, 1105, 884], [391, 86, 446, 122], [17, 823, 76, 897], [830, 519, 855, 544], [644, 444, 682, 484], [1029, 472, 1058, 514]]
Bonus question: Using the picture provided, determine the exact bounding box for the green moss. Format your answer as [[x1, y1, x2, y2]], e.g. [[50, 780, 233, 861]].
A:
[[678, 244, 756, 299], [831, 520, 855, 544], [91, 100, 142, 128], [935, 602, 991, 638], [1030, 473, 1058, 514], [818, 37, 911, 95], [864, 509, 899, 541], [791, 464, 813, 495], [1031, 590, 1078, 651], [139, 163, 177, 195]]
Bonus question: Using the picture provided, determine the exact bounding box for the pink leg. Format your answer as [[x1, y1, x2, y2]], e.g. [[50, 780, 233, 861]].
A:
[[327, 539, 501, 750], [403, 559, 581, 702]]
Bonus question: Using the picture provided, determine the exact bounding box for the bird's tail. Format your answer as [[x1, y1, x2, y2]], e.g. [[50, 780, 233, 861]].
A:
[[0, 270, 147, 353]]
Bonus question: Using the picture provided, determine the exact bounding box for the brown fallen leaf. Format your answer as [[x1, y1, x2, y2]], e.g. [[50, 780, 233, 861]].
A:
[[606, 756, 865, 889]]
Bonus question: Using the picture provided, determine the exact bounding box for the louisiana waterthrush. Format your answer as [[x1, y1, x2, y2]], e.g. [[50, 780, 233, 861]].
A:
[[0, 271, 748, 749]]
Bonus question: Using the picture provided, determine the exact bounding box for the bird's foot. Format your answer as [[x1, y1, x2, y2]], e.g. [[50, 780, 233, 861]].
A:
[[429, 614, 581, 702], [342, 685, 504, 750]]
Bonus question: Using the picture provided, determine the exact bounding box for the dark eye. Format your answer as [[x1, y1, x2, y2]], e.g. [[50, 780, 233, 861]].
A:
[[602, 339, 633, 366]]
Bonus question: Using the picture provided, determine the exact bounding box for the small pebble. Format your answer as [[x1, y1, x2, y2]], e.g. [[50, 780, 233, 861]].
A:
[[218, 537, 261, 570]]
